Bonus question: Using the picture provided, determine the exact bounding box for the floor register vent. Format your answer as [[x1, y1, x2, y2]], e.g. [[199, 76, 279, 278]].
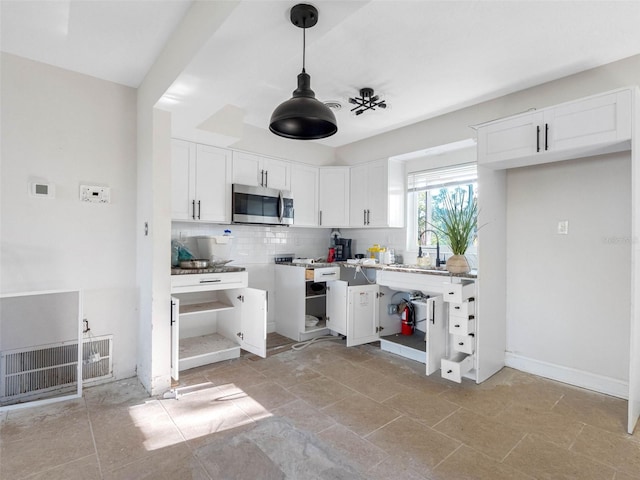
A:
[[0, 334, 113, 405]]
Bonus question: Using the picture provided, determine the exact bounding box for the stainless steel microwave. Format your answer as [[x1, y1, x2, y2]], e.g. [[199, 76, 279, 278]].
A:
[[232, 184, 294, 226]]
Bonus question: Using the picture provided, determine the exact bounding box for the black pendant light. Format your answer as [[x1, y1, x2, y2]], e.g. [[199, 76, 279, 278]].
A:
[[269, 4, 337, 140]]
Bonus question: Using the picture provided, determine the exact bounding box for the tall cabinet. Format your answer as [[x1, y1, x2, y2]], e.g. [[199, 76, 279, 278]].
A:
[[475, 86, 640, 435]]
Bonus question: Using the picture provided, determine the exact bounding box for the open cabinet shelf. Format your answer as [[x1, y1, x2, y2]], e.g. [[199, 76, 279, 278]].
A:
[[179, 300, 234, 316], [178, 333, 240, 371]]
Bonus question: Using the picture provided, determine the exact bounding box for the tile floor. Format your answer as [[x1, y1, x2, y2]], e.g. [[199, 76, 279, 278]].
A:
[[1, 337, 639, 479]]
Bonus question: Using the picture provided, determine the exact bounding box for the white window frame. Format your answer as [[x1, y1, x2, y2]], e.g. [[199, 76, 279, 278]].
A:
[[406, 163, 478, 256]]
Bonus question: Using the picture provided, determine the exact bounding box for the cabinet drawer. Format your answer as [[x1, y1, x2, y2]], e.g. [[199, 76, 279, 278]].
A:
[[171, 272, 248, 293], [441, 353, 474, 383], [453, 334, 475, 355], [442, 281, 475, 303], [311, 267, 340, 282], [449, 317, 476, 336], [449, 300, 475, 319]]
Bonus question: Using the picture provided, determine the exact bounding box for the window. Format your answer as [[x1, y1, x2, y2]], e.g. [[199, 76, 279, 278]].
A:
[[406, 163, 477, 254]]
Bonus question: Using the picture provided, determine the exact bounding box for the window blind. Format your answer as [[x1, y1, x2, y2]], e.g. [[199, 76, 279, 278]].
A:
[[407, 163, 477, 193]]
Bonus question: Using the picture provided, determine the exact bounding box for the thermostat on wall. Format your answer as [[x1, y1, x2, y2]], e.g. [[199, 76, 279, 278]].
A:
[[80, 185, 111, 203], [30, 182, 55, 198]]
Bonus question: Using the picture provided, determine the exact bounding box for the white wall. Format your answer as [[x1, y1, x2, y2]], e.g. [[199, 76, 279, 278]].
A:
[[506, 153, 631, 382], [0, 53, 138, 380], [136, 1, 240, 395]]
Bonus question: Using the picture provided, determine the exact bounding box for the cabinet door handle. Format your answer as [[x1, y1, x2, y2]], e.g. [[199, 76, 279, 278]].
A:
[[321, 273, 335, 276], [192, 200, 196, 220], [319, 210, 322, 226], [454, 324, 460, 328], [458, 342, 465, 346], [545, 123, 549, 151], [363, 209, 367, 225], [265, 170, 268, 188], [536, 125, 540, 152], [431, 301, 435, 324], [170, 300, 176, 325], [199, 279, 222, 284], [367, 209, 370, 225], [260, 169, 264, 187], [197, 200, 201, 220]]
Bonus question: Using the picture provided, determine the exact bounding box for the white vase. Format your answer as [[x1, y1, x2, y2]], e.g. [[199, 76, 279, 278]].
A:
[[446, 254, 470, 274]]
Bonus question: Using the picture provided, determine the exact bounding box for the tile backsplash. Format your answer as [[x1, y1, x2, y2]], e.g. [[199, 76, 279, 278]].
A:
[[172, 222, 332, 265], [171, 222, 478, 270]]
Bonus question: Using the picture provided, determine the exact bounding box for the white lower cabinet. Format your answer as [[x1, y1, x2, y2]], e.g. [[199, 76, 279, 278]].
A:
[[326, 281, 382, 347], [414, 296, 448, 376], [441, 280, 476, 383], [346, 284, 380, 347], [170, 273, 267, 381], [326, 280, 347, 336], [274, 265, 337, 342]]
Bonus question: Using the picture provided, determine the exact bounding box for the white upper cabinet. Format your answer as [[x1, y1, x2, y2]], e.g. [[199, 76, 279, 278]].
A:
[[232, 151, 291, 190], [477, 88, 632, 169], [171, 139, 194, 220], [349, 158, 404, 228], [171, 140, 232, 223], [318, 167, 350, 227], [290, 163, 319, 227]]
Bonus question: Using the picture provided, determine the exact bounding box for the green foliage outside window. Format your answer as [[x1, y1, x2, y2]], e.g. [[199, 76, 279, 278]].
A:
[[417, 184, 477, 251]]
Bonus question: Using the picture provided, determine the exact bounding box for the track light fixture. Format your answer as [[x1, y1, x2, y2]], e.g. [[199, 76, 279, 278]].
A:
[[348, 88, 387, 116], [269, 4, 337, 140]]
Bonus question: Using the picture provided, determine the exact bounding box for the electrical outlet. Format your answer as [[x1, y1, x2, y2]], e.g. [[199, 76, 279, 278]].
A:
[[557, 220, 569, 235]]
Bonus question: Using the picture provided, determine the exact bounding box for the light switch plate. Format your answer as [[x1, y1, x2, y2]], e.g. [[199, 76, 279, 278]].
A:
[[557, 220, 569, 235]]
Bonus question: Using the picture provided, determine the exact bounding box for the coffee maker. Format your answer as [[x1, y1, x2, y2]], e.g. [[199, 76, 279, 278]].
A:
[[334, 238, 352, 261]]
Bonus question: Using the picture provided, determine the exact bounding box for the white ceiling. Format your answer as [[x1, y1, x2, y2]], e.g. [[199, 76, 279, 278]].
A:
[[3, 1, 640, 148]]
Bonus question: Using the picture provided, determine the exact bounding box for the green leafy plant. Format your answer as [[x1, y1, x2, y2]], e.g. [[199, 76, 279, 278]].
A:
[[430, 189, 477, 255]]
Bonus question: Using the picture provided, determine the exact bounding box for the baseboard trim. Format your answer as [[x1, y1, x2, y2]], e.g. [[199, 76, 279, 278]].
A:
[[504, 352, 628, 400]]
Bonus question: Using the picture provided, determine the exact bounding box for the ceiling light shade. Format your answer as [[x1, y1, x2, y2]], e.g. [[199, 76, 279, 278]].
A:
[[269, 4, 337, 140]]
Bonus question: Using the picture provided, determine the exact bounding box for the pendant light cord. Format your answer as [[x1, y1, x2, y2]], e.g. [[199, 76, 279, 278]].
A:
[[302, 25, 306, 73]]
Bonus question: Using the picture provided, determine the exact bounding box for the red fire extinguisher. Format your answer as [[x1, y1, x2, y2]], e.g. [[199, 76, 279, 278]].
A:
[[401, 302, 414, 336]]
